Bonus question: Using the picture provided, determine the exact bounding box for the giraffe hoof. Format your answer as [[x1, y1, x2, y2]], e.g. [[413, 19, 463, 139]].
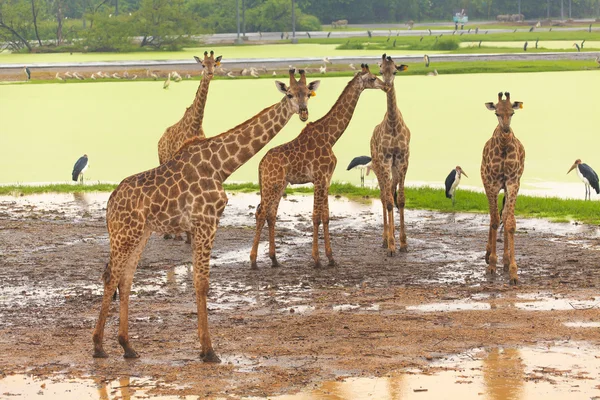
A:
[[486, 267, 496, 276], [250, 261, 258, 270], [509, 277, 518, 286], [185, 239, 192, 245], [93, 349, 109, 358], [201, 350, 221, 363], [123, 349, 140, 359], [163, 234, 173, 240], [381, 240, 388, 248], [314, 261, 323, 269], [173, 235, 184, 241], [328, 259, 337, 267], [271, 261, 283, 268], [399, 246, 408, 253], [485, 251, 491, 264], [387, 250, 396, 257]]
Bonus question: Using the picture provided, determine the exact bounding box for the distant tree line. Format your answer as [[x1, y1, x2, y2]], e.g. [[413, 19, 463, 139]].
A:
[[1, 0, 598, 52]]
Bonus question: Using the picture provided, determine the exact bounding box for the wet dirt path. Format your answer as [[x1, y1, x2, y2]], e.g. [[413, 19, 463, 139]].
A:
[[0, 192, 599, 399]]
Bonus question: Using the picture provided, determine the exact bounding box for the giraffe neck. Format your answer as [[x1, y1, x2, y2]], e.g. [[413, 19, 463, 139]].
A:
[[310, 75, 363, 147], [384, 83, 404, 127], [209, 98, 293, 182], [187, 75, 213, 134], [493, 127, 515, 146]]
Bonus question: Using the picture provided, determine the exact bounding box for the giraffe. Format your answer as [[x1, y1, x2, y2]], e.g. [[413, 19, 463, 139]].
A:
[[481, 92, 525, 285], [92, 70, 320, 363], [250, 64, 387, 269], [370, 54, 410, 256], [158, 51, 222, 242]]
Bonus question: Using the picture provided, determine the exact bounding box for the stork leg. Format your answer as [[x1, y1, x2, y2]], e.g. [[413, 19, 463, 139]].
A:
[[360, 169, 365, 188], [452, 193, 456, 207]]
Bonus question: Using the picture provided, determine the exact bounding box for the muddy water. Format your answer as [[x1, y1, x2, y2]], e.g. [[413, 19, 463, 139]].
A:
[[3, 342, 597, 399], [256, 342, 600, 400]]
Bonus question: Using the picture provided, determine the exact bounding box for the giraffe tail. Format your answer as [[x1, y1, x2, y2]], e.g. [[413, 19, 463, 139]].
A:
[[499, 188, 507, 226], [393, 187, 399, 209]]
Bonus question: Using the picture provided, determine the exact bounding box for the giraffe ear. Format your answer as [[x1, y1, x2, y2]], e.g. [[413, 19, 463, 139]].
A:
[[512, 101, 523, 110], [485, 102, 496, 111], [215, 56, 222, 65], [275, 81, 288, 94], [307, 80, 321, 92], [396, 64, 408, 71], [194, 56, 202, 64]]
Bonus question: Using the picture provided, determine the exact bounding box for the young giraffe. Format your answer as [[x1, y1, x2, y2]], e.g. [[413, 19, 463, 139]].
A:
[[370, 54, 410, 256], [158, 51, 222, 164], [481, 92, 525, 285], [158, 51, 222, 243], [250, 65, 387, 269], [92, 70, 320, 363]]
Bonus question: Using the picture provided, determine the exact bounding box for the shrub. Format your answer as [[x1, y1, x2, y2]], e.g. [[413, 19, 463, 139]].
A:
[[432, 37, 459, 50]]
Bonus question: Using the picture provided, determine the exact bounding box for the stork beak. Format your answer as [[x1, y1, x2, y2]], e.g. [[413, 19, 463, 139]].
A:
[[462, 171, 469, 178], [567, 164, 577, 174]]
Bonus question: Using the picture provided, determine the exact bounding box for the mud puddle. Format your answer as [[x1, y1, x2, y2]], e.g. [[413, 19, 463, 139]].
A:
[[250, 342, 600, 400]]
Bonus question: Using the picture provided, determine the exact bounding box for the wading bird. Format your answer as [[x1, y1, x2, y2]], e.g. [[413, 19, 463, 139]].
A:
[[529, 26, 534, 32], [23, 66, 30, 80], [322, 57, 332, 64], [91, 73, 97, 80], [393, 39, 397, 47], [523, 41, 528, 51], [327, 32, 331, 38], [424, 54, 430, 67], [163, 73, 171, 89], [65, 71, 73, 79], [319, 65, 327, 74], [567, 159, 599, 200], [72, 154, 89, 183], [426, 69, 438, 76], [112, 72, 121, 79], [367, 30, 372, 38], [428, 28, 432, 35], [227, 71, 236, 78], [349, 63, 356, 70], [55, 73, 63, 81], [596, 56, 600, 67], [581, 39, 585, 49], [347, 156, 372, 187], [445, 166, 468, 206], [573, 43, 581, 52], [535, 39, 539, 48]]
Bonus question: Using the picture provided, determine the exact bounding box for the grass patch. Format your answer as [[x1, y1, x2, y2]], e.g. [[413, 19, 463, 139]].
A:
[[2, 182, 598, 225]]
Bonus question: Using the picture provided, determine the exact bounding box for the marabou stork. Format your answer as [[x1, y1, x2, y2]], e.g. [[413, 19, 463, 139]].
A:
[[567, 159, 599, 200], [72, 154, 89, 183], [445, 166, 468, 206], [23, 66, 31, 80], [347, 156, 372, 188]]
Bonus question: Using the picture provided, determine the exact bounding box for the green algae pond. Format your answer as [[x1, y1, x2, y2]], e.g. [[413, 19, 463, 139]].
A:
[[1, 71, 599, 200]]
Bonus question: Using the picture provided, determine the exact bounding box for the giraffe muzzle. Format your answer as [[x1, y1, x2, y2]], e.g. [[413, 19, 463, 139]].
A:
[[299, 107, 309, 122]]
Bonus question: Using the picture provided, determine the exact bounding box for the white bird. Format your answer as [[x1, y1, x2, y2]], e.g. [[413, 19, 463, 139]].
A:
[[97, 71, 104, 77], [596, 56, 600, 67], [131, 74, 137, 80], [74, 72, 84, 80], [150, 72, 158, 80], [322, 57, 332, 64], [185, 74, 191, 79], [227, 71, 236, 78], [171, 71, 181, 80], [445, 166, 468, 206], [163, 73, 171, 89], [426, 69, 438, 76], [250, 69, 260, 78], [173, 75, 182, 82], [55, 73, 63, 81], [112, 72, 121, 79], [319, 65, 327, 74], [349, 63, 356, 70], [64, 71, 73, 78], [91, 73, 97, 80], [241, 68, 249, 76], [123, 71, 129, 78], [272, 71, 277, 76]]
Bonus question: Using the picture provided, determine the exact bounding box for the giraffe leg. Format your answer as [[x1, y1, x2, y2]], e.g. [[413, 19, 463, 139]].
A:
[[320, 184, 336, 267], [117, 230, 151, 358], [502, 217, 510, 272], [312, 185, 325, 268], [503, 184, 520, 285], [484, 186, 501, 276], [372, 160, 392, 250], [93, 231, 144, 358], [267, 200, 283, 268], [395, 167, 408, 252], [192, 223, 220, 363], [185, 231, 192, 244], [250, 201, 267, 269]]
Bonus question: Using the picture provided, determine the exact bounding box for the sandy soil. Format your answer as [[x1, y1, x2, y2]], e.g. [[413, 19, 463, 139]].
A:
[[0, 193, 599, 398]]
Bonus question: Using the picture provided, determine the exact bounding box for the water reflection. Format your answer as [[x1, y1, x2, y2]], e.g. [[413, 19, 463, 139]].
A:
[[482, 348, 524, 400]]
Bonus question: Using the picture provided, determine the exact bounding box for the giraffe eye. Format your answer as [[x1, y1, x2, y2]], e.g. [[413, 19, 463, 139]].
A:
[[495, 113, 500, 116]]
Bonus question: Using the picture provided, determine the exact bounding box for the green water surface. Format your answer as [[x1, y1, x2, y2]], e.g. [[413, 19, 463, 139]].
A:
[[1, 72, 598, 196]]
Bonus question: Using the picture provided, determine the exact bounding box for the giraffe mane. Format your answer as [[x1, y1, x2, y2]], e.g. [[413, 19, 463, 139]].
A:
[[178, 98, 286, 150], [301, 73, 361, 131]]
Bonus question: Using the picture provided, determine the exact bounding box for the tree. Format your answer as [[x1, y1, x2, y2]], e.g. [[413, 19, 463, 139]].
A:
[[133, 0, 194, 48], [0, 0, 33, 50]]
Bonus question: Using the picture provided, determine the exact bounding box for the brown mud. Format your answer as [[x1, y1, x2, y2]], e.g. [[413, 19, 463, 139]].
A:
[[0, 192, 599, 399]]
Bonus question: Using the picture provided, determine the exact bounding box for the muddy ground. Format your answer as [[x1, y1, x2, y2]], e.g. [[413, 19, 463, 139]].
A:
[[0, 192, 599, 398]]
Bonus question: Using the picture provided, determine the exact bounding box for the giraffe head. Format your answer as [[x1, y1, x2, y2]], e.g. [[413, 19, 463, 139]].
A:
[[193, 51, 222, 78], [485, 92, 523, 133], [378, 54, 408, 87], [275, 69, 320, 122], [356, 63, 388, 92]]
